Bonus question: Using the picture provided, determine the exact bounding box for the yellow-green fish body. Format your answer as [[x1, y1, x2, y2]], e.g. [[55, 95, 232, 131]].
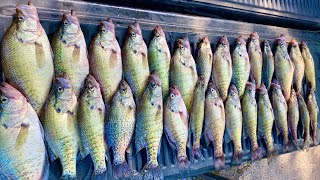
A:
[[0, 82, 48, 179], [262, 40, 274, 90], [241, 82, 262, 160], [308, 90, 318, 145], [189, 75, 206, 160], [271, 81, 289, 152], [89, 19, 122, 105], [274, 35, 294, 101], [232, 36, 250, 98], [1, 3, 54, 115], [164, 86, 189, 169], [225, 84, 242, 163], [297, 93, 311, 150], [196, 37, 212, 90], [287, 88, 300, 149], [136, 72, 163, 179], [51, 11, 89, 97], [148, 26, 171, 100], [170, 36, 198, 111], [248, 32, 262, 88], [257, 84, 276, 162], [289, 39, 304, 93], [42, 77, 78, 179], [106, 80, 136, 179], [122, 21, 150, 102], [78, 75, 106, 175], [212, 36, 232, 101], [204, 82, 225, 169], [301, 42, 316, 90]]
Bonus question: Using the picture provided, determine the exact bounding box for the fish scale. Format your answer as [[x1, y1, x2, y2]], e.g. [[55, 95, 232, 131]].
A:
[[297, 94, 311, 150], [262, 40, 274, 90], [248, 32, 263, 88], [287, 88, 300, 149], [308, 90, 318, 145], [289, 39, 304, 93], [195, 37, 212, 90], [301, 42, 316, 90]]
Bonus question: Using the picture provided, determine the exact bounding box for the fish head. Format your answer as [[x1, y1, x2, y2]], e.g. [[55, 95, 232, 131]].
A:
[[128, 21, 142, 41], [235, 36, 246, 49], [308, 89, 316, 102], [250, 32, 259, 44], [99, 18, 115, 41], [0, 82, 28, 129], [206, 81, 219, 98], [153, 26, 166, 39], [197, 36, 211, 50], [177, 36, 191, 53], [15, 2, 40, 33], [290, 39, 298, 47], [217, 35, 229, 49], [229, 84, 239, 98], [276, 34, 287, 48], [196, 75, 206, 92], [300, 41, 309, 51], [263, 40, 271, 51], [271, 80, 283, 96], [61, 10, 80, 35], [258, 84, 268, 95], [83, 74, 102, 98], [245, 81, 256, 95], [114, 80, 133, 102], [53, 76, 75, 113], [167, 85, 183, 107], [296, 93, 304, 101], [147, 71, 162, 103]]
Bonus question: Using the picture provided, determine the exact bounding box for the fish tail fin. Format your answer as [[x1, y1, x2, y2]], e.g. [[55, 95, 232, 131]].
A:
[[312, 132, 318, 146], [303, 138, 310, 151], [292, 137, 301, 151], [233, 148, 242, 164], [267, 148, 277, 164], [142, 163, 164, 180], [214, 153, 225, 170], [61, 173, 76, 180], [251, 146, 263, 161], [283, 141, 291, 153], [93, 163, 107, 175], [192, 146, 204, 161], [113, 162, 131, 179], [178, 156, 190, 173]]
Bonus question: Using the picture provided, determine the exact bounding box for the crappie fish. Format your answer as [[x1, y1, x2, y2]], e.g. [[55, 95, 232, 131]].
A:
[[204, 81, 225, 169], [257, 84, 276, 163], [271, 81, 289, 152], [42, 77, 78, 179], [148, 26, 171, 99], [164, 86, 189, 170], [225, 84, 242, 164], [241, 81, 262, 160], [308, 90, 318, 145], [89, 18, 122, 105], [232, 36, 250, 98], [0, 82, 48, 179], [122, 21, 150, 103], [51, 10, 89, 98], [212, 36, 232, 101], [189, 75, 206, 161], [106, 80, 136, 179], [301, 42, 316, 90], [248, 32, 263, 88], [136, 72, 163, 180], [170, 36, 198, 111], [1, 2, 54, 115], [78, 75, 106, 175], [274, 35, 294, 101], [287, 88, 300, 150], [195, 36, 212, 90], [262, 40, 274, 90], [289, 39, 304, 93], [297, 93, 311, 150]]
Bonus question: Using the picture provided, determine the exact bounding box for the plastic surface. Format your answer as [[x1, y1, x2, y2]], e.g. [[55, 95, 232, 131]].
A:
[[0, 0, 319, 179]]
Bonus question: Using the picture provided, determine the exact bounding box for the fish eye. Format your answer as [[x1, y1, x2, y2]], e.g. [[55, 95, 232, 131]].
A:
[[18, 16, 24, 21], [130, 31, 136, 37], [88, 86, 94, 91], [210, 88, 214, 92], [179, 45, 184, 50], [57, 87, 64, 93], [151, 83, 156, 89], [120, 88, 127, 93], [63, 21, 69, 26], [0, 96, 8, 104], [170, 93, 175, 99]]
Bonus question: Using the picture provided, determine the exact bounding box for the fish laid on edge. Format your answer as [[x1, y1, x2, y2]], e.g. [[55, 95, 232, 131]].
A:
[[189, 75, 206, 161], [0, 82, 48, 179], [51, 10, 89, 98], [89, 18, 122, 106], [271, 81, 289, 152], [1, 2, 54, 115], [212, 36, 232, 101], [308, 90, 318, 145], [106, 80, 136, 179], [204, 81, 225, 169], [289, 39, 304, 93], [257, 84, 276, 163], [274, 35, 294, 101], [148, 26, 171, 100], [78, 75, 107, 175], [301, 42, 316, 90], [42, 77, 78, 179], [262, 40, 274, 90], [287, 88, 300, 150], [232, 36, 250, 98], [164, 86, 189, 170], [136, 72, 163, 180], [297, 93, 311, 150], [122, 21, 150, 102], [248, 32, 263, 88], [170, 36, 198, 111], [241, 82, 262, 160], [195, 36, 212, 90], [225, 84, 243, 164]]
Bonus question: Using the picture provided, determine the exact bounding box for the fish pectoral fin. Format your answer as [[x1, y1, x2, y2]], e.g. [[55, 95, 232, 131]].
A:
[[203, 131, 211, 147], [35, 42, 46, 68], [135, 135, 146, 154], [126, 143, 133, 154], [47, 147, 58, 163], [275, 121, 281, 136], [21, 119, 30, 127], [72, 45, 81, 63], [225, 129, 232, 144], [164, 131, 177, 150], [187, 129, 192, 149], [79, 139, 90, 160]]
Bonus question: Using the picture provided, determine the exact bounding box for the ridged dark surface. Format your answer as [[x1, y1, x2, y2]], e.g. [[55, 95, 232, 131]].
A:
[[0, 0, 319, 179]]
